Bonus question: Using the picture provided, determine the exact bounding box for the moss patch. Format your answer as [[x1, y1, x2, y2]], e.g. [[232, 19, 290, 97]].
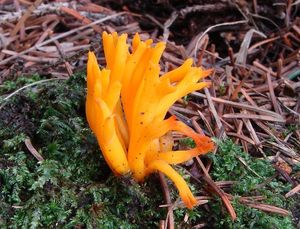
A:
[[0, 74, 164, 228]]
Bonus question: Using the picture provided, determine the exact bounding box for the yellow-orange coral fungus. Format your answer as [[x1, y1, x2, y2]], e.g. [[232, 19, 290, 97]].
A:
[[86, 31, 214, 209]]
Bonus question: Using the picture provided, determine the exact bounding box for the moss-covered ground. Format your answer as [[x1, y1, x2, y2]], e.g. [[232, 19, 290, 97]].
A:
[[0, 74, 298, 228]]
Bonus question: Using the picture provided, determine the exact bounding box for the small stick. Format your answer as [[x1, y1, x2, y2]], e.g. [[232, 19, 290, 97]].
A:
[[162, 11, 178, 42], [239, 201, 290, 216], [242, 111, 261, 146], [285, 184, 300, 198], [25, 138, 44, 161], [196, 157, 237, 221], [196, 36, 209, 67], [13, 0, 26, 40], [35, 20, 59, 45], [223, 113, 285, 123], [228, 47, 235, 67], [0, 78, 66, 110], [285, 0, 292, 27], [227, 132, 256, 145], [234, 120, 243, 145], [197, 110, 215, 137], [191, 92, 283, 119], [11, 0, 43, 36], [253, 61, 277, 77], [252, 0, 258, 14], [248, 36, 280, 53], [193, 20, 247, 59], [60, 6, 102, 34], [158, 172, 174, 229], [52, 39, 73, 76], [204, 88, 224, 134], [2, 49, 58, 63], [266, 70, 282, 115], [277, 58, 283, 79], [191, 117, 204, 136]]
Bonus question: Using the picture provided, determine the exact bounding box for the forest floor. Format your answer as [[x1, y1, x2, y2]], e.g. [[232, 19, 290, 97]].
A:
[[0, 1, 300, 228]]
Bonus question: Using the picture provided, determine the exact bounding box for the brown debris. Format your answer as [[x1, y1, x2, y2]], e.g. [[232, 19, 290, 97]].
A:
[[0, 1, 132, 82]]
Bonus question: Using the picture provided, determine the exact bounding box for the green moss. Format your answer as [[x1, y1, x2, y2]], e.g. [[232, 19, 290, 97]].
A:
[[179, 137, 196, 148], [0, 74, 164, 228], [206, 139, 295, 228], [168, 139, 295, 228]]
